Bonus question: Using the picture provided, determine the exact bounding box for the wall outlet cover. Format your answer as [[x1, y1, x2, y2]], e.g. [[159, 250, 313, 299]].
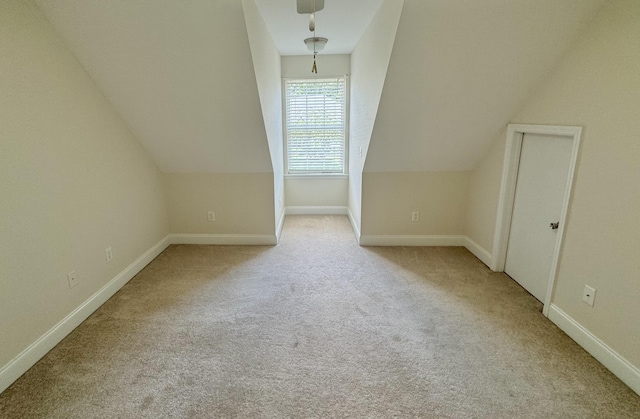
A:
[[582, 285, 596, 306], [67, 271, 78, 289]]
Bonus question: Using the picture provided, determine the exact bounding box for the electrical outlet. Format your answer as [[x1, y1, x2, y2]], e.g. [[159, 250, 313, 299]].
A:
[[582, 285, 596, 306], [105, 247, 113, 262], [208, 211, 216, 222], [411, 211, 420, 222], [67, 271, 78, 289]]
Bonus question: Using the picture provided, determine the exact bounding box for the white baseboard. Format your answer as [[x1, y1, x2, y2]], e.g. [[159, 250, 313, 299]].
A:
[[464, 236, 493, 268], [0, 230, 277, 394], [548, 304, 640, 396], [170, 233, 277, 246], [285, 206, 348, 215], [360, 235, 465, 247], [0, 234, 172, 395], [347, 207, 361, 244], [4, 232, 638, 401]]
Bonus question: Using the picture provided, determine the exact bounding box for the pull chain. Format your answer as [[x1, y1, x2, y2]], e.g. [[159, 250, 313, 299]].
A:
[[310, 0, 318, 74]]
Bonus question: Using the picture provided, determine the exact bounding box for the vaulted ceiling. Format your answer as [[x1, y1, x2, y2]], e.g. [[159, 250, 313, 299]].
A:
[[365, 0, 606, 171], [35, 0, 273, 173], [34, 0, 606, 174]]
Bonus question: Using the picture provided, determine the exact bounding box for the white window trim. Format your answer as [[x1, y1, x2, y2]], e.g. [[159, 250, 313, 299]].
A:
[[284, 173, 349, 179], [282, 76, 350, 176]]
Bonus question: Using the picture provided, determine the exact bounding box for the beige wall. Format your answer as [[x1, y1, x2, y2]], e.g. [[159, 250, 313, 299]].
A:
[[165, 173, 275, 235], [156, 2, 281, 239], [0, 0, 169, 368], [349, 0, 404, 232], [362, 172, 469, 236], [466, 0, 640, 367], [243, 0, 285, 228], [285, 177, 348, 208]]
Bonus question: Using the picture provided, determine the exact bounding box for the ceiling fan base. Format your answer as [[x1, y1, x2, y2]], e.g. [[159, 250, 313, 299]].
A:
[[297, 0, 325, 14]]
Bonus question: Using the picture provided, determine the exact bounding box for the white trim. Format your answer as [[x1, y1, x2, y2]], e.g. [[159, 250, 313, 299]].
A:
[[548, 304, 640, 396], [464, 236, 493, 268], [491, 128, 523, 271], [284, 174, 348, 179], [0, 234, 172, 395], [285, 206, 348, 215], [360, 235, 465, 247], [275, 207, 286, 244], [492, 124, 582, 316], [347, 207, 361, 244], [170, 233, 277, 246]]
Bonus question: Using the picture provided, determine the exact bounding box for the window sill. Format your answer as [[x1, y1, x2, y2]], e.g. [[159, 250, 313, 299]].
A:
[[285, 174, 348, 179]]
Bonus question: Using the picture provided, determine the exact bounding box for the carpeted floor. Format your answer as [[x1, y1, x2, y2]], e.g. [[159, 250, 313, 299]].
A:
[[1, 215, 639, 418]]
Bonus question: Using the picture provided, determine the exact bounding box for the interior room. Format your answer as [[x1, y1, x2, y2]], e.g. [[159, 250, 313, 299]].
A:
[[1, 0, 638, 416]]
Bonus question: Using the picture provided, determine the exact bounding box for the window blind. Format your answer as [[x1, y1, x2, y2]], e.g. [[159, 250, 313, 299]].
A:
[[285, 78, 346, 174]]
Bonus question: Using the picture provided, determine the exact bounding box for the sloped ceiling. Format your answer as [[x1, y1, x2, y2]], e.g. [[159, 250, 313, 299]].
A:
[[365, 0, 606, 172], [35, 0, 606, 175], [35, 0, 272, 173]]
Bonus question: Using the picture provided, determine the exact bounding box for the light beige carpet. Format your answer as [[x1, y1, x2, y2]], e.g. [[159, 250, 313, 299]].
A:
[[1, 215, 639, 418]]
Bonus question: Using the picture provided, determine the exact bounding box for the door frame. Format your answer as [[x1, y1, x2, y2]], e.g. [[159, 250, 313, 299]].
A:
[[492, 124, 582, 316]]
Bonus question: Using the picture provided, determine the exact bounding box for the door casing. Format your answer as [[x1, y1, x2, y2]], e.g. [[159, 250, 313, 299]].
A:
[[492, 124, 582, 317]]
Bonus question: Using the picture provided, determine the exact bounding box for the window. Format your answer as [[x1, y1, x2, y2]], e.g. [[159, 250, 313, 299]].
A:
[[285, 77, 347, 174]]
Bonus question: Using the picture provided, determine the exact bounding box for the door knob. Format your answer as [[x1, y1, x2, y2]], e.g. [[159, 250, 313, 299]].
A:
[[550, 222, 559, 230]]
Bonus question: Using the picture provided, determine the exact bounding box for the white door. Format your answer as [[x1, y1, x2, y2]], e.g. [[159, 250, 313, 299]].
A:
[[504, 133, 573, 302]]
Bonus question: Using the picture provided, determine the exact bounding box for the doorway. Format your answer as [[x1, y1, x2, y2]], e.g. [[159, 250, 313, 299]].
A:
[[492, 124, 581, 316]]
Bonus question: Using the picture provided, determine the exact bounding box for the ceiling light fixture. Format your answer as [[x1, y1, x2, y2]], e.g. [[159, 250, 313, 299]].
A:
[[302, 0, 327, 74], [304, 37, 328, 53]]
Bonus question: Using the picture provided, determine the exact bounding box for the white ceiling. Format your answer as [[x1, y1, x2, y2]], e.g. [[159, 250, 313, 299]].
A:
[[364, 0, 607, 172], [33, 0, 607, 174], [34, 0, 274, 173], [254, 0, 385, 55]]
